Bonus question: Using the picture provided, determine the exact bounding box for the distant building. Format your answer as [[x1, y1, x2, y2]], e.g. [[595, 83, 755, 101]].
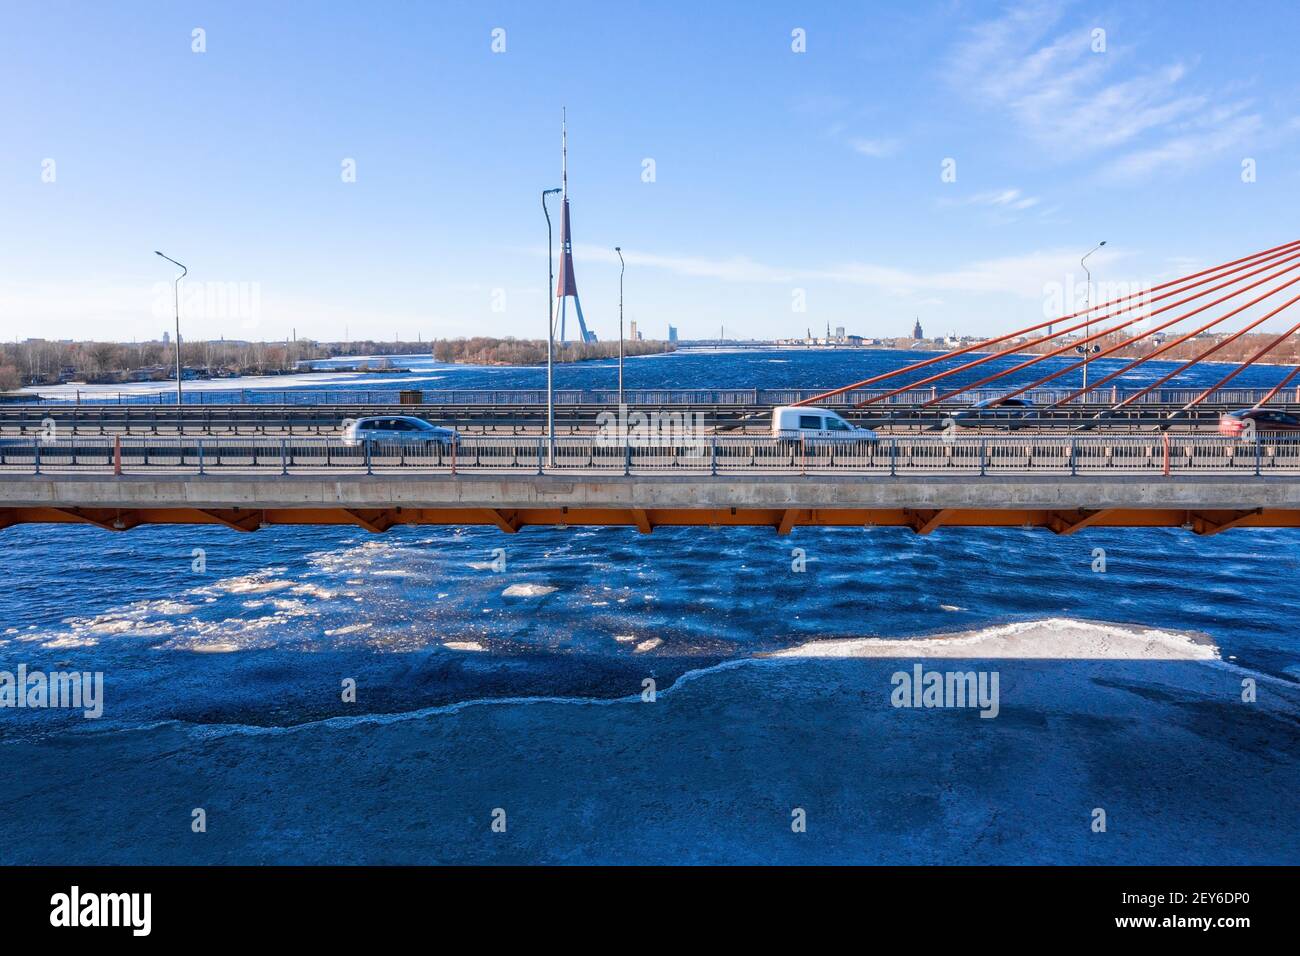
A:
[[162, 331, 170, 344], [667, 325, 678, 343], [912, 319, 923, 340], [835, 326, 845, 341]]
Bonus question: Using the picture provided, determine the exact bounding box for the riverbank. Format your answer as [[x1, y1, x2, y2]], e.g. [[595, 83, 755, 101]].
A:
[[433, 337, 674, 366]]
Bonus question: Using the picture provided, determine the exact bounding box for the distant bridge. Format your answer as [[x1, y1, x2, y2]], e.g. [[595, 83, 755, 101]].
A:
[[19, 386, 1300, 408]]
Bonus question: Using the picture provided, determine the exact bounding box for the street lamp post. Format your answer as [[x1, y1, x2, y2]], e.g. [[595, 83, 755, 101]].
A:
[[542, 188, 561, 465], [615, 246, 625, 407], [155, 251, 187, 408], [1079, 241, 1106, 394]]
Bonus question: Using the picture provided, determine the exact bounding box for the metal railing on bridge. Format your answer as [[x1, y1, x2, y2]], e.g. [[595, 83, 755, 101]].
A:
[[2, 434, 1295, 476]]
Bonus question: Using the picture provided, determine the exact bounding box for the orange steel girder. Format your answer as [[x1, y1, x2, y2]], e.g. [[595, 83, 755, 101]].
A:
[[2, 505, 1297, 535]]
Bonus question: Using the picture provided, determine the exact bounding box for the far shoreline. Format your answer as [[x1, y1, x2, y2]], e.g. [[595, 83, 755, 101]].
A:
[[9, 344, 1300, 402]]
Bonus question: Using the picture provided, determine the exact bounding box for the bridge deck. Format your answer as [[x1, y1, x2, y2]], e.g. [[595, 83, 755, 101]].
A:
[[2, 472, 1297, 535]]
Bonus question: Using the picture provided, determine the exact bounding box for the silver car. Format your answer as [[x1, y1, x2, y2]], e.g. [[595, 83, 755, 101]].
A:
[[341, 416, 459, 448], [950, 397, 1039, 429]]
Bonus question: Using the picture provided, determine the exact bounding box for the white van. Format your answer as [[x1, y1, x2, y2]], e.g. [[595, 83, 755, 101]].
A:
[[771, 406, 877, 442]]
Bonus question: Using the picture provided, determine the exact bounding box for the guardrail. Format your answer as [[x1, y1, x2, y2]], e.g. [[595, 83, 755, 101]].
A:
[[1, 434, 1294, 475], [23, 385, 1300, 407]]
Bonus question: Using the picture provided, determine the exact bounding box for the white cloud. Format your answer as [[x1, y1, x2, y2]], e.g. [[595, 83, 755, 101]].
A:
[[574, 243, 1126, 301], [0, 279, 448, 342], [961, 188, 1042, 210], [1103, 109, 1261, 182], [575, 246, 795, 284], [816, 248, 1125, 300], [849, 137, 900, 158], [933, 188, 1045, 223], [948, 0, 1260, 177]]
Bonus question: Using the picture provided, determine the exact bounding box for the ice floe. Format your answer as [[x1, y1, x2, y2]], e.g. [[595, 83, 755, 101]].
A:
[[770, 618, 1218, 660]]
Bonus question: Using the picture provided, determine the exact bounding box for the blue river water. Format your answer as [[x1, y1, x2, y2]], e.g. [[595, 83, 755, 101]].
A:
[[207, 344, 1300, 396], [1, 349, 1296, 864]]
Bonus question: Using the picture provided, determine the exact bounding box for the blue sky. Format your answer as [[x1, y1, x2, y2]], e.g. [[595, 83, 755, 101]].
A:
[[3, 0, 1299, 343]]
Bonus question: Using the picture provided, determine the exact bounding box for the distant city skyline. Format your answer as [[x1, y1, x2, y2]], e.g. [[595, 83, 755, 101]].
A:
[[4, 1, 1300, 345], [13, 314, 968, 347]]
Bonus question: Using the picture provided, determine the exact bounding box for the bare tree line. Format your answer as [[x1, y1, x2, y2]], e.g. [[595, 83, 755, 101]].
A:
[[0, 339, 332, 388], [432, 337, 674, 365], [0, 335, 677, 391]]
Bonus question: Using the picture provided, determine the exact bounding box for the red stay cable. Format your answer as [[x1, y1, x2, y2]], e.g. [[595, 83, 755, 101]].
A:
[[1179, 302, 1300, 411], [1110, 294, 1300, 411], [1254, 362, 1300, 407], [915, 249, 1300, 407], [791, 237, 1300, 408], [1007, 267, 1300, 407]]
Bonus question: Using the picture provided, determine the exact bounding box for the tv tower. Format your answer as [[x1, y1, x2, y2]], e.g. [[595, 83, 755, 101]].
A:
[[554, 109, 595, 343]]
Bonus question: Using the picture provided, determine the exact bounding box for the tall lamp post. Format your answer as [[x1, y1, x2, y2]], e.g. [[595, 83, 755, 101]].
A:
[[155, 251, 187, 407], [615, 246, 625, 407], [542, 188, 561, 465], [1078, 241, 1106, 394]]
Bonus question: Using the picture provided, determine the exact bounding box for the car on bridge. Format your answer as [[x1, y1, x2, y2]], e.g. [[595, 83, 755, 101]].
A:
[[950, 397, 1040, 429], [1218, 408, 1300, 436], [342, 416, 459, 448], [771, 406, 877, 442]]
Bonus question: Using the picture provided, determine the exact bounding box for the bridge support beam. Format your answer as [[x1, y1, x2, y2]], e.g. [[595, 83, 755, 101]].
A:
[[51, 507, 140, 532], [1047, 509, 1113, 535], [904, 508, 949, 535], [195, 508, 262, 532], [343, 509, 399, 534], [482, 508, 521, 533], [1188, 508, 1264, 536], [631, 508, 653, 534]]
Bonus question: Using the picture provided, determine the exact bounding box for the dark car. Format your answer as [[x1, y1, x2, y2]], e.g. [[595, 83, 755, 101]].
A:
[[950, 397, 1039, 428], [1219, 408, 1300, 436]]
